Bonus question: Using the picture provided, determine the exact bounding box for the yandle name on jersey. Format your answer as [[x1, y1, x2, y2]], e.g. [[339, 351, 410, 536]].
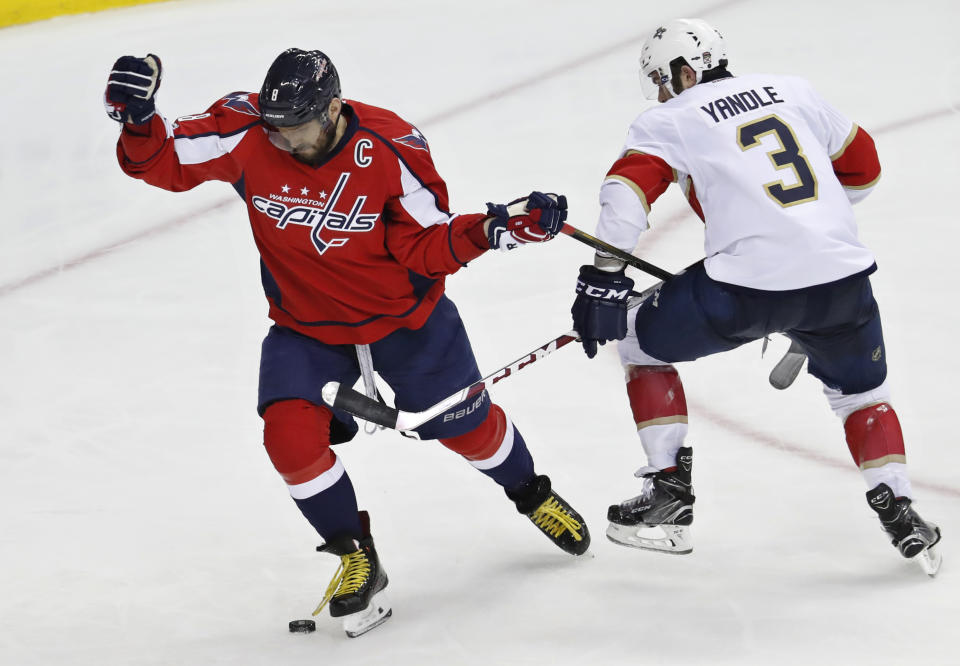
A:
[[699, 85, 786, 123]]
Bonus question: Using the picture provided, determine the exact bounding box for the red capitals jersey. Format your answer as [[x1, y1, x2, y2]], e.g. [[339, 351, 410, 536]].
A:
[[117, 94, 489, 344]]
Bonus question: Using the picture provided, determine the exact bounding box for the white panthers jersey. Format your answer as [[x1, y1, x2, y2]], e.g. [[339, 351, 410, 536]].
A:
[[597, 73, 880, 290]]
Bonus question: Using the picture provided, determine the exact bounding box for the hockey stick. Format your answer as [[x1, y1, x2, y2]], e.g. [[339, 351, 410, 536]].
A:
[[322, 331, 579, 431], [321, 227, 673, 431], [322, 283, 662, 432], [561, 222, 807, 389], [559, 223, 673, 281]]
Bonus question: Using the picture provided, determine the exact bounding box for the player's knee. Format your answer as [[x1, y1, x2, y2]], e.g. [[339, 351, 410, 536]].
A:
[[824, 379, 892, 421], [262, 399, 337, 485], [440, 403, 508, 461], [619, 340, 671, 367]]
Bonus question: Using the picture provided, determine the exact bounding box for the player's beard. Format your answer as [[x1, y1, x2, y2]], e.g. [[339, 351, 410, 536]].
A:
[[292, 112, 341, 166]]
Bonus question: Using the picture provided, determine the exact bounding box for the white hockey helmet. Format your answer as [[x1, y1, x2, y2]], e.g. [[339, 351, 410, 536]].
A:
[[638, 18, 727, 99]]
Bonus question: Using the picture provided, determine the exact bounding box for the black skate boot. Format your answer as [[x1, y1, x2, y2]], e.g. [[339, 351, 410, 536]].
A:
[[506, 475, 590, 555], [313, 511, 391, 637], [866, 483, 942, 576], [606, 446, 695, 554]]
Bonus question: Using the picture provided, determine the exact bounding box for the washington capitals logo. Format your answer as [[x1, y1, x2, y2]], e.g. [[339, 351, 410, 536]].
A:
[[222, 92, 260, 117], [251, 172, 379, 257], [392, 127, 429, 152]]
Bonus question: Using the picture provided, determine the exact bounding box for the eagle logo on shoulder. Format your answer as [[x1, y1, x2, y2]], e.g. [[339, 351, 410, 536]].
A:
[[392, 127, 429, 152], [222, 92, 261, 117]]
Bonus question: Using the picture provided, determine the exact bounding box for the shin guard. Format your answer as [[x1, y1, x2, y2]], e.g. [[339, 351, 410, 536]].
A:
[[262, 399, 361, 539], [626, 365, 689, 470], [844, 402, 912, 498], [844, 403, 906, 469]]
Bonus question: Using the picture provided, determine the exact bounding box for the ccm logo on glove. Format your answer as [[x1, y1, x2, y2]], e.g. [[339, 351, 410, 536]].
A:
[[576, 281, 632, 300]]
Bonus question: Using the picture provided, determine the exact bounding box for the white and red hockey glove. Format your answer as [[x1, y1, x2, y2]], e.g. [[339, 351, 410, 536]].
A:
[[484, 191, 567, 251]]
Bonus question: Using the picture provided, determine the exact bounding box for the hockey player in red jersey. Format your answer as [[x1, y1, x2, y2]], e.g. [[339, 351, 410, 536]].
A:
[[570, 19, 941, 574], [105, 48, 589, 637]]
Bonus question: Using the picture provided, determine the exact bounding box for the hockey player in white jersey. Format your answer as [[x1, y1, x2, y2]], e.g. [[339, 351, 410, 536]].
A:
[[570, 18, 941, 574]]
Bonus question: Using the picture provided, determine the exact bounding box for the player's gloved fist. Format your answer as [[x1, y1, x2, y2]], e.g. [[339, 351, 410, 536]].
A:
[[571, 265, 634, 359], [484, 191, 567, 251], [104, 54, 162, 125]]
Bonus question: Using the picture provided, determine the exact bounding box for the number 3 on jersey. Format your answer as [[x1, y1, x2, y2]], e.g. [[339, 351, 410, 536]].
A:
[[737, 114, 818, 207]]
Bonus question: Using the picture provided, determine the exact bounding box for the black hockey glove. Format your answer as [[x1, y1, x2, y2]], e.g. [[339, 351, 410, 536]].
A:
[[485, 191, 567, 251], [104, 54, 162, 125], [571, 265, 634, 358]]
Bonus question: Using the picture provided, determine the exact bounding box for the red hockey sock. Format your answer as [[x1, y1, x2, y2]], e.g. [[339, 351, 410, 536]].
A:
[[843, 403, 906, 470], [626, 365, 688, 428], [262, 399, 337, 485], [440, 404, 507, 461]]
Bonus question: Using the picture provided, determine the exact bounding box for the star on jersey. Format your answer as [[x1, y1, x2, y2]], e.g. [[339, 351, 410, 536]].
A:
[[281, 185, 290, 193], [300, 187, 310, 195]]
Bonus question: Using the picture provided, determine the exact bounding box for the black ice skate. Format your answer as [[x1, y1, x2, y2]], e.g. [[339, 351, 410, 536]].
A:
[[606, 446, 695, 554], [866, 483, 942, 577], [507, 475, 590, 555], [313, 512, 391, 637]]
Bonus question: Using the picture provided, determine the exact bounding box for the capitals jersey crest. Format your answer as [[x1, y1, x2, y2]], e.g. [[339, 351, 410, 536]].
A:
[[393, 127, 429, 152]]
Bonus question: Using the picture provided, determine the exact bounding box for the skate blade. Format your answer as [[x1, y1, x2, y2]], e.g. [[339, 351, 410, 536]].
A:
[[606, 522, 692, 555], [343, 590, 392, 638], [916, 545, 942, 578]]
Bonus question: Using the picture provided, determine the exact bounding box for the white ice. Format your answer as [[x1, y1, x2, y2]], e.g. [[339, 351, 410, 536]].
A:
[[1, 1, 958, 664]]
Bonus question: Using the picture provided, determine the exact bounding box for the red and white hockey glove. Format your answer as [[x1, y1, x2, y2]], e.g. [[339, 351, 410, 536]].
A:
[[484, 191, 567, 251], [104, 54, 162, 125]]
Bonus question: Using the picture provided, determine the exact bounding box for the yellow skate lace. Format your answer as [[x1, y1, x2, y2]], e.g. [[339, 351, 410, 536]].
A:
[[312, 550, 371, 617], [531, 497, 583, 541]]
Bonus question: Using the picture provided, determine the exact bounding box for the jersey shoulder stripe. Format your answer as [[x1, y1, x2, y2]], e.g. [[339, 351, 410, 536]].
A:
[[167, 92, 263, 166]]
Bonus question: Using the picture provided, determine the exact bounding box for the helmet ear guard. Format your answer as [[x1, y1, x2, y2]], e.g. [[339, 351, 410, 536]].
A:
[[638, 18, 727, 99]]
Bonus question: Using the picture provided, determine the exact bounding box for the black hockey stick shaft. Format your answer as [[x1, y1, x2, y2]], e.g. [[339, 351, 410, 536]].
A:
[[322, 330, 581, 431], [559, 223, 674, 281]]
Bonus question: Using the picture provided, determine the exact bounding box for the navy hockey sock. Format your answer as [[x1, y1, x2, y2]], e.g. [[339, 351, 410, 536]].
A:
[[481, 426, 536, 490], [293, 472, 363, 541]]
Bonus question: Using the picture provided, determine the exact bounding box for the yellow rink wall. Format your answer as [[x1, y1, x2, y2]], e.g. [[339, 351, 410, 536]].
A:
[[0, 0, 172, 28]]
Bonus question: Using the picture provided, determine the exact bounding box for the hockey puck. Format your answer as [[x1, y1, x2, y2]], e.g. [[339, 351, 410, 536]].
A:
[[289, 619, 316, 633]]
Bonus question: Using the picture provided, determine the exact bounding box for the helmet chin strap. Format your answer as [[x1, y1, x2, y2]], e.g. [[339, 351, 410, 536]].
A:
[[317, 108, 343, 153]]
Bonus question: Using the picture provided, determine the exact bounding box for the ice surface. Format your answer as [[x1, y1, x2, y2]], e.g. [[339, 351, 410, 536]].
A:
[[1, 1, 958, 664]]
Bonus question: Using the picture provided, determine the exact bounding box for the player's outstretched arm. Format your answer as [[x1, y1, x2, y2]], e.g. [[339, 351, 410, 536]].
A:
[[104, 54, 162, 126], [481, 192, 567, 251]]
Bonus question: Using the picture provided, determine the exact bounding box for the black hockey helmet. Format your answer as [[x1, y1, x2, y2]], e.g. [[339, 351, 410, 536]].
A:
[[259, 48, 341, 128]]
